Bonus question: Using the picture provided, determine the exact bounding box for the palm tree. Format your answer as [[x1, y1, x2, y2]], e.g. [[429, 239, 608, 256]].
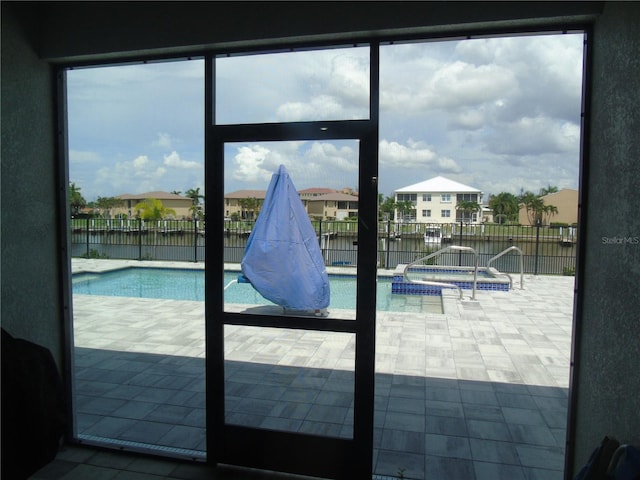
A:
[[133, 198, 176, 220], [488, 192, 519, 224], [189, 204, 204, 220], [395, 200, 415, 222], [69, 182, 86, 216], [95, 196, 124, 218], [239, 197, 260, 220], [539, 184, 559, 196], [379, 195, 397, 221], [520, 191, 558, 225], [455, 200, 481, 223], [185, 187, 204, 206]]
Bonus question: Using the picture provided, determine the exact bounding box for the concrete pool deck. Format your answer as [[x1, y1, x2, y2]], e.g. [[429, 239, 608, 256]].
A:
[[66, 259, 574, 480]]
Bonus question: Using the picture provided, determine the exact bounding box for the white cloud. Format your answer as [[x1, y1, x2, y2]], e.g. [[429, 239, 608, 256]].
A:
[[69, 150, 101, 164], [95, 154, 168, 194], [133, 155, 149, 169], [277, 95, 344, 122], [153, 132, 173, 149], [423, 61, 518, 110], [229, 141, 359, 190], [163, 151, 200, 169], [232, 145, 274, 184], [305, 142, 357, 172], [437, 156, 463, 172], [486, 116, 580, 156], [67, 35, 583, 201], [447, 109, 485, 130], [327, 53, 370, 108], [379, 140, 460, 172]]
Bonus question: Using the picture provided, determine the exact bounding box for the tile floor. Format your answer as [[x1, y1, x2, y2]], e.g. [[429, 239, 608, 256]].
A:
[[36, 259, 574, 479]]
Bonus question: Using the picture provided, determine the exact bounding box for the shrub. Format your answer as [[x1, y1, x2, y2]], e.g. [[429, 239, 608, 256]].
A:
[[82, 249, 108, 259]]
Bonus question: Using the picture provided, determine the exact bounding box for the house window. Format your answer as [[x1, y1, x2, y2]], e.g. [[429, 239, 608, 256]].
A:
[[457, 193, 478, 202], [422, 209, 431, 217], [441, 209, 451, 217], [397, 193, 417, 204], [441, 194, 451, 202], [422, 194, 431, 202]]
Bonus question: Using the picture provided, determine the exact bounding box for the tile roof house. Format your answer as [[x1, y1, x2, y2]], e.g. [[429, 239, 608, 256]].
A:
[[223, 190, 267, 220], [304, 192, 359, 220], [114, 191, 194, 219]]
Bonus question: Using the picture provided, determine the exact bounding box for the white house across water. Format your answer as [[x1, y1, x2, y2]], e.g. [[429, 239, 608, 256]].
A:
[[394, 176, 483, 224]]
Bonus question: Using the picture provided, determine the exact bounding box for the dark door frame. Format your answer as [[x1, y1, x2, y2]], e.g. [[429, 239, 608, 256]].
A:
[[205, 44, 380, 479]]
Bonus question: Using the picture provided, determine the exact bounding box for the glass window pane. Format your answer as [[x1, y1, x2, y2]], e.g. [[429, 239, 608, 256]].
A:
[[376, 34, 583, 479], [223, 140, 359, 321], [67, 59, 206, 457], [216, 46, 370, 124]]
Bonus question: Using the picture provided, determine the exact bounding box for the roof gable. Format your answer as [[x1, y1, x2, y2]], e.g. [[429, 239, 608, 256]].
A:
[[307, 193, 359, 201], [395, 176, 481, 193], [117, 191, 190, 200], [540, 188, 578, 200], [224, 190, 267, 199], [298, 188, 337, 195]]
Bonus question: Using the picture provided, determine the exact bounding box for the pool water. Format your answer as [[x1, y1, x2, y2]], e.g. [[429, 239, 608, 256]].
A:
[[72, 267, 443, 313]]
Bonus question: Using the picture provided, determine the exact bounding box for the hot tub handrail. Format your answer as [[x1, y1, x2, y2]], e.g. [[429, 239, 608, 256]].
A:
[[487, 246, 524, 289], [402, 279, 463, 300], [224, 279, 238, 291], [403, 245, 478, 300]]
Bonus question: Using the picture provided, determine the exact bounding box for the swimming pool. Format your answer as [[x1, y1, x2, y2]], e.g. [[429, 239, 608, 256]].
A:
[[72, 267, 443, 313]]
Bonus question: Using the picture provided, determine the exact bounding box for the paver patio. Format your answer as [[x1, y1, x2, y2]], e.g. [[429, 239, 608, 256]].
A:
[[70, 259, 573, 479]]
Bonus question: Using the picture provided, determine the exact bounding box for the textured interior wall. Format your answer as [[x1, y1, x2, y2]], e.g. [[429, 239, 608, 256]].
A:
[[572, 1, 640, 473], [1, 4, 62, 367]]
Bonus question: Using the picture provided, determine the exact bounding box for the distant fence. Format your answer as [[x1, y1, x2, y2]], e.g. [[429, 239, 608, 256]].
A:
[[70, 218, 578, 275]]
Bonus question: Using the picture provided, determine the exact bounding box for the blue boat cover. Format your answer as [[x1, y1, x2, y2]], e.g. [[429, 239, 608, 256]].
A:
[[241, 165, 330, 310]]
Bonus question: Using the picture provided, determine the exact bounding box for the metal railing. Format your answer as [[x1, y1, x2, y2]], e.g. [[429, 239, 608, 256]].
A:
[[403, 245, 479, 300], [70, 218, 578, 275], [487, 246, 524, 289]]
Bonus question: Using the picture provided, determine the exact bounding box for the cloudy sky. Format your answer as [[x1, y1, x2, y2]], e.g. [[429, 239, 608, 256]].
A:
[[67, 32, 584, 203]]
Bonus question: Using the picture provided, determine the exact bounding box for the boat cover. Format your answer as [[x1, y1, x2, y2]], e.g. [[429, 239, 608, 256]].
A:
[[241, 165, 330, 310]]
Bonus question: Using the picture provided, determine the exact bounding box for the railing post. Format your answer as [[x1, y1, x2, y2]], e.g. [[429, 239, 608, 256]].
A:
[[533, 219, 542, 275], [138, 217, 142, 261], [385, 219, 391, 269], [458, 219, 463, 266], [193, 217, 198, 263], [85, 217, 90, 258]]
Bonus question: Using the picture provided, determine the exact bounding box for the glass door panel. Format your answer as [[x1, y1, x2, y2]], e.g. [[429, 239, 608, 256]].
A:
[[209, 45, 377, 479], [210, 132, 375, 479], [224, 325, 355, 438], [222, 140, 360, 321]]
